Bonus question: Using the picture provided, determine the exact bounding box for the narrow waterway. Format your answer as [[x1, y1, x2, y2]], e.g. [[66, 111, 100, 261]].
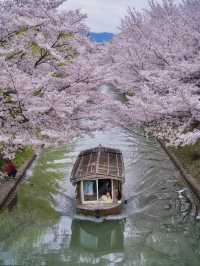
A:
[[0, 125, 200, 266]]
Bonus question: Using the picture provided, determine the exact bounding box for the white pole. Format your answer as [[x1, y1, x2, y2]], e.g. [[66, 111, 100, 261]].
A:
[[97, 179, 99, 201], [111, 179, 114, 202]]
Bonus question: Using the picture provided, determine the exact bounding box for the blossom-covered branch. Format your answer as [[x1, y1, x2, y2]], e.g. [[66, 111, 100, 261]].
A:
[[104, 0, 200, 146], [0, 0, 106, 157]]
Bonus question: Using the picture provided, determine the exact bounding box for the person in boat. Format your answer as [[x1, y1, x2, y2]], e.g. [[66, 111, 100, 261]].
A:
[[99, 181, 110, 196], [100, 190, 112, 203], [3, 159, 17, 178]]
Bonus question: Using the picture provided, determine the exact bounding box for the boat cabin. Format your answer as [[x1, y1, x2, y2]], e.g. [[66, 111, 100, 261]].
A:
[[70, 145, 125, 216]]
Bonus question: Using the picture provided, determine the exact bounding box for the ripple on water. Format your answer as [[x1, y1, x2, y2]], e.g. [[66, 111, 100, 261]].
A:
[[0, 127, 200, 265]]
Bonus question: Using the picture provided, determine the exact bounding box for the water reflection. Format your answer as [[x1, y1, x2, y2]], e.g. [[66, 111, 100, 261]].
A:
[[1, 124, 200, 265], [70, 219, 124, 253]]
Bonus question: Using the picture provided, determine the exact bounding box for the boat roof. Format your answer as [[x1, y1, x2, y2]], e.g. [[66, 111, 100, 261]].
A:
[[70, 145, 125, 184]]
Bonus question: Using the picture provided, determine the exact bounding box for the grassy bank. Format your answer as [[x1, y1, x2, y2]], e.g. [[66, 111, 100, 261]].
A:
[[13, 147, 33, 169], [169, 141, 200, 180]]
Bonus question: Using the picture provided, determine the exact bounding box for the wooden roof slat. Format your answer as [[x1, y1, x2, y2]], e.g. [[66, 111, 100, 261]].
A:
[[86, 152, 93, 176], [116, 153, 120, 176], [77, 155, 83, 178], [70, 156, 80, 178], [107, 152, 110, 176], [96, 148, 101, 174], [71, 145, 125, 184]]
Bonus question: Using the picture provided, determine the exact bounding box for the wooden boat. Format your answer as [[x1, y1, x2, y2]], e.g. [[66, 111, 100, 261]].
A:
[[70, 145, 125, 216]]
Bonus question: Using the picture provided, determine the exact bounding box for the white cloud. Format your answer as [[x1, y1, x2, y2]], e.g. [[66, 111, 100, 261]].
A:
[[61, 0, 180, 33]]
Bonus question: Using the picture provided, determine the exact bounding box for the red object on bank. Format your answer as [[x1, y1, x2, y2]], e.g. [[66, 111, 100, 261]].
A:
[[3, 161, 17, 177]]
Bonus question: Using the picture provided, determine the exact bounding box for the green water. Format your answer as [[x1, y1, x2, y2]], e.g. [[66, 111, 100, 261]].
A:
[[0, 128, 200, 266]]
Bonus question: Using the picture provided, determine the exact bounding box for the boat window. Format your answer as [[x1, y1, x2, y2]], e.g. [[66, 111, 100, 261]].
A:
[[83, 180, 97, 201], [98, 179, 112, 200]]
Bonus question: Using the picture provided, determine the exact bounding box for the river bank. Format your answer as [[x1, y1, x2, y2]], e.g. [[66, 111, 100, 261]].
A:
[[1, 127, 199, 265], [0, 85, 199, 265], [158, 140, 200, 203], [0, 146, 38, 210], [170, 141, 200, 182], [121, 91, 200, 204], [169, 142, 200, 201], [0, 146, 34, 175]]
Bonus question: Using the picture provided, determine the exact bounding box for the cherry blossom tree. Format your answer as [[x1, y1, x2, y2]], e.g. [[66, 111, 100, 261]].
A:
[[0, 0, 106, 159], [104, 0, 200, 146], [3, 0, 200, 172]]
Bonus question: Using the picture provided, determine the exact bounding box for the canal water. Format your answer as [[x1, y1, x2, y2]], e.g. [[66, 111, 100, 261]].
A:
[[0, 126, 200, 266]]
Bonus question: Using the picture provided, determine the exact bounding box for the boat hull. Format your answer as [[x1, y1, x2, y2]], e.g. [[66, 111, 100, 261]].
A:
[[76, 202, 122, 217]]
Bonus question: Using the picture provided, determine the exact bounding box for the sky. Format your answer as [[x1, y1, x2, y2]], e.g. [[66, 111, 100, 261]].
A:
[[62, 0, 181, 33], [61, 0, 153, 33]]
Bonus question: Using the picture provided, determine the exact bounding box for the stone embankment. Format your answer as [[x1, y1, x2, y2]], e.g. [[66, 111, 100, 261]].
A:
[[158, 140, 200, 201], [0, 145, 43, 211]]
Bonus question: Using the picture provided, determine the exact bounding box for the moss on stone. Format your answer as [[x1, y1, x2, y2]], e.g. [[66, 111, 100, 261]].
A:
[[169, 140, 200, 179]]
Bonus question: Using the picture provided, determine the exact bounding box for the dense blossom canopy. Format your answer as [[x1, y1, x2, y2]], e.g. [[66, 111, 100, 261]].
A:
[[105, 0, 200, 146], [1, 0, 200, 161], [0, 0, 108, 158]]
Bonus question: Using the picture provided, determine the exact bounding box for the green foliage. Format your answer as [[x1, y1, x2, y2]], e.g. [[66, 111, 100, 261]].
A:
[[66, 46, 78, 57], [6, 51, 23, 61], [15, 26, 28, 37], [4, 95, 12, 103], [60, 32, 73, 40], [13, 146, 33, 169], [0, 146, 70, 250], [32, 88, 44, 97], [0, 90, 13, 103], [126, 90, 135, 97], [30, 42, 42, 55], [18, 146, 69, 220], [51, 72, 64, 78], [0, 146, 33, 172], [57, 62, 66, 67], [0, 40, 8, 48], [0, 158, 4, 170]]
